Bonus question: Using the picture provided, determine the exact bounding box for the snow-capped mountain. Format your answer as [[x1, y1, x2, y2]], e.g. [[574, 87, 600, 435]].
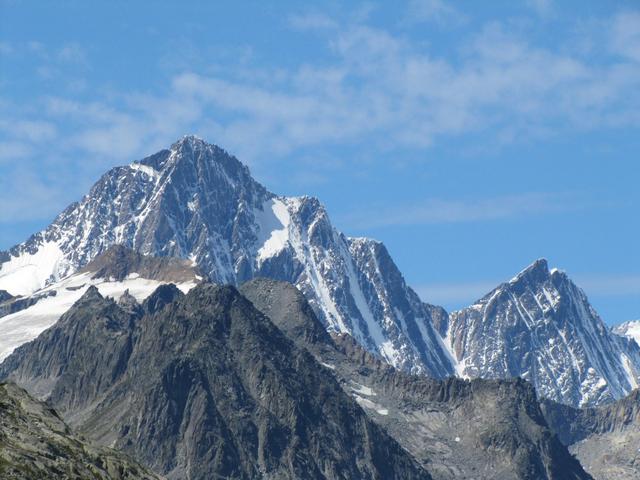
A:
[[0, 136, 454, 377], [442, 259, 640, 407]]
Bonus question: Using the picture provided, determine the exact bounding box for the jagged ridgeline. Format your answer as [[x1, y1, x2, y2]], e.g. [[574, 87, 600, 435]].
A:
[[0, 283, 430, 480], [0, 136, 453, 379], [0, 136, 637, 479], [1, 136, 638, 409], [240, 278, 593, 480], [0, 275, 594, 480]]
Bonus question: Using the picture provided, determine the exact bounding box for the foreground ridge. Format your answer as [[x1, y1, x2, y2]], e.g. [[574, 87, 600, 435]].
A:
[[0, 282, 430, 480], [0, 382, 159, 479]]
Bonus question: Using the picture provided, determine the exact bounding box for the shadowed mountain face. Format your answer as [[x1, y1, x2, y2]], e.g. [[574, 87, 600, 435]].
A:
[[0, 136, 454, 379], [0, 283, 430, 480], [0, 382, 159, 480], [443, 260, 640, 407], [240, 278, 593, 480], [542, 390, 640, 480]]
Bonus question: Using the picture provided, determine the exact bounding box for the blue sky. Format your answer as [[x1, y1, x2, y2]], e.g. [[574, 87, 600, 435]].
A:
[[1, 0, 638, 324]]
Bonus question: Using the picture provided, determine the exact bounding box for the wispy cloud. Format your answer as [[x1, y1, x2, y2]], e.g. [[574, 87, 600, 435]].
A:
[[48, 15, 640, 162], [339, 192, 578, 229], [2, 8, 640, 224], [415, 280, 500, 305], [575, 274, 640, 297], [610, 11, 640, 62], [526, 0, 554, 17], [6, 11, 640, 163]]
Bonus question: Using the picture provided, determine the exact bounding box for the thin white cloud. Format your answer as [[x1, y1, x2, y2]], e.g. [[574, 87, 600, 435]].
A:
[[7, 13, 640, 165], [414, 280, 500, 305], [340, 192, 577, 229], [575, 274, 640, 297], [526, 0, 553, 17], [610, 11, 640, 62]]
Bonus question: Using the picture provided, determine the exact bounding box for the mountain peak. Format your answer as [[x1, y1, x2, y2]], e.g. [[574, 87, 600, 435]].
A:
[[170, 134, 210, 153], [448, 256, 640, 407], [509, 258, 550, 286], [135, 135, 239, 174], [0, 136, 455, 378]]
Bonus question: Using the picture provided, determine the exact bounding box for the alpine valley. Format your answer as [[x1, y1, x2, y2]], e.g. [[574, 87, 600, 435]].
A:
[[0, 136, 637, 479]]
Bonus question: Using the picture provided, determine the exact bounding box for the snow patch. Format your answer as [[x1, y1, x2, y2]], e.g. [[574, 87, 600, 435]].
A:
[[621, 353, 639, 390], [0, 272, 198, 361], [256, 198, 290, 262], [615, 320, 640, 348], [0, 241, 66, 296], [351, 382, 376, 396], [129, 163, 160, 180], [352, 394, 388, 415]]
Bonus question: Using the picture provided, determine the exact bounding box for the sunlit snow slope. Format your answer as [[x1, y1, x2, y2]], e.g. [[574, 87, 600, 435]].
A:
[[0, 245, 201, 360]]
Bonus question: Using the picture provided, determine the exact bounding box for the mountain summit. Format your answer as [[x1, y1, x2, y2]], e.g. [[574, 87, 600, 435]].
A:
[[0, 136, 454, 378], [444, 258, 640, 406]]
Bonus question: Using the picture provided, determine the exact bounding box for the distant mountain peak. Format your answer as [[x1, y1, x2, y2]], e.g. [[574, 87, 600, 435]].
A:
[[447, 259, 640, 407]]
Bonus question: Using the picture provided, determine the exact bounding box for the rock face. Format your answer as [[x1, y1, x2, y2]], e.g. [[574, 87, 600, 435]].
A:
[[0, 283, 430, 480], [0, 135, 453, 378], [443, 259, 640, 407], [0, 382, 159, 480], [240, 278, 593, 480], [542, 390, 640, 480], [79, 244, 204, 283]]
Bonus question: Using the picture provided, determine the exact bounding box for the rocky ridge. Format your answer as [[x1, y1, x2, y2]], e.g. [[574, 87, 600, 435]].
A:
[[0, 382, 159, 480], [240, 277, 593, 480], [0, 282, 430, 480]]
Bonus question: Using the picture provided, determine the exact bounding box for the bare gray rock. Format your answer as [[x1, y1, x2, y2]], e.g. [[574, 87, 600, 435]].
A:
[[240, 278, 593, 480], [0, 283, 430, 480], [542, 390, 640, 480], [0, 382, 159, 480]]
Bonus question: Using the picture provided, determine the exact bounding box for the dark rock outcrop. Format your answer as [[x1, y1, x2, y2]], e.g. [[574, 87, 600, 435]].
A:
[[0, 283, 430, 480], [80, 244, 204, 283]]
